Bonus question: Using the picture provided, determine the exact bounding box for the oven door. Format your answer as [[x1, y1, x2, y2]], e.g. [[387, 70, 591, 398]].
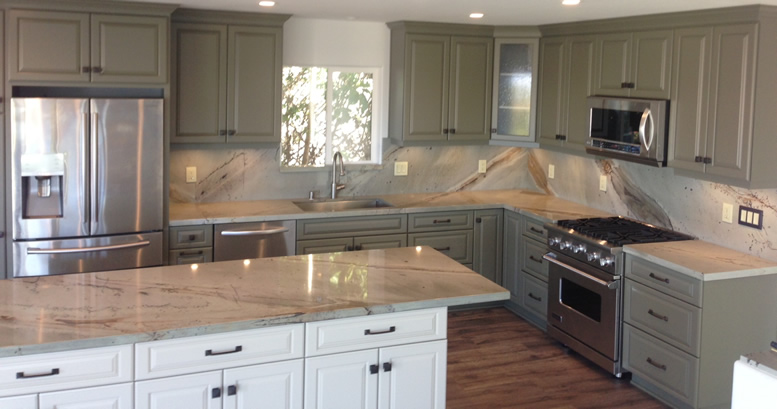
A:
[[544, 252, 621, 361]]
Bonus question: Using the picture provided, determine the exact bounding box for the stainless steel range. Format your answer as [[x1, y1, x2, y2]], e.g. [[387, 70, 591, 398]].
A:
[[543, 216, 693, 377]]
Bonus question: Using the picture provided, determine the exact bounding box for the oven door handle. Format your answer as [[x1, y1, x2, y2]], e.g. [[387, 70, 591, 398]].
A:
[[543, 253, 620, 290]]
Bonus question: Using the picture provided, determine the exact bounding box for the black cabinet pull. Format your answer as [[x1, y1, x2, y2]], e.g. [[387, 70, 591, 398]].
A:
[[442, 128, 449, 134], [648, 272, 670, 284], [529, 255, 543, 264], [528, 292, 542, 302], [227, 385, 237, 396], [491, 128, 497, 133], [694, 156, 703, 163], [433, 246, 451, 252], [646, 357, 667, 371], [205, 345, 243, 356], [449, 128, 456, 134], [92, 66, 104, 74], [476, 217, 482, 223], [555, 134, 567, 141], [383, 362, 392, 372], [648, 309, 669, 322], [432, 219, 451, 224], [82, 66, 92, 73], [355, 245, 363, 251], [188, 234, 197, 241], [365, 326, 396, 336], [703, 157, 712, 164], [219, 130, 227, 136], [16, 368, 60, 379], [212, 387, 222, 398], [621, 82, 628, 88], [369, 364, 379, 374], [346, 245, 354, 251], [228, 130, 237, 136], [529, 227, 544, 235]]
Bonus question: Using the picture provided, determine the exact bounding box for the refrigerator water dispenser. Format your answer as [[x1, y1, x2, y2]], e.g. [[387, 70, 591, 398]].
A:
[[21, 153, 64, 219]]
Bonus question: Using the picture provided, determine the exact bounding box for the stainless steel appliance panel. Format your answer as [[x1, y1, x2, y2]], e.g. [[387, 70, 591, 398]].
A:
[[12, 98, 89, 240], [214, 221, 296, 262], [90, 99, 163, 236], [13, 232, 163, 277]]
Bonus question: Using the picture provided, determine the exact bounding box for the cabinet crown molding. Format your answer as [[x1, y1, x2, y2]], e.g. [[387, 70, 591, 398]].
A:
[[387, 20, 494, 37], [0, 0, 178, 15], [172, 8, 291, 26]]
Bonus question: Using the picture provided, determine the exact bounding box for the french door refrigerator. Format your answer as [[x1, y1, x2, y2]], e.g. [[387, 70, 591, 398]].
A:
[[11, 98, 164, 277]]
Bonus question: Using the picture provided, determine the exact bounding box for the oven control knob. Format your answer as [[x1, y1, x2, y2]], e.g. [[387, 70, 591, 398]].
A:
[[572, 244, 586, 254], [586, 252, 601, 262], [599, 256, 615, 267], [549, 236, 562, 246], [560, 241, 572, 250]]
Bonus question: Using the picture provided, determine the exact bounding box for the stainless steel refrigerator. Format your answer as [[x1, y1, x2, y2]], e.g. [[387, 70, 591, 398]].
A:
[[11, 98, 164, 277]]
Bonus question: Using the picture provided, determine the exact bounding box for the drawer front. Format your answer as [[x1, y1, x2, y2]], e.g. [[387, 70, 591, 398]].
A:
[[135, 325, 304, 380], [0, 345, 133, 397], [518, 271, 548, 320], [40, 382, 133, 409], [0, 394, 37, 409], [520, 237, 548, 280], [169, 248, 213, 265], [521, 216, 547, 241], [624, 280, 701, 355], [169, 225, 213, 249], [623, 324, 699, 407], [627, 255, 702, 307], [296, 237, 353, 255], [408, 211, 473, 232], [353, 233, 407, 250], [305, 308, 447, 357], [408, 230, 473, 263], [297, 215, 407, 240]]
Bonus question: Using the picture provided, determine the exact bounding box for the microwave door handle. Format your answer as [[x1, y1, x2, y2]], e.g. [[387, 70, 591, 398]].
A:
[[638, 108, 655, 152]]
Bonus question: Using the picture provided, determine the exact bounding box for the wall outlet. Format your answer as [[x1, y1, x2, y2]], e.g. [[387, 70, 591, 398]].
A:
[[548, 164, 555, 179], [478, 159, 487, 174], [394, 161, 408, 176], [722, 203, 734, 224], [599, 175, 607, 192], [738, 206, 764, 229], [186, 166, 197, 183]]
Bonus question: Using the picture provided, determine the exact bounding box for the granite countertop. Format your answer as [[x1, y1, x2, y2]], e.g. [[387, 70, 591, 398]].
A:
[[169, 189, 613, 226], [0, 247, 508, 358], [623, 240, 777, 281]]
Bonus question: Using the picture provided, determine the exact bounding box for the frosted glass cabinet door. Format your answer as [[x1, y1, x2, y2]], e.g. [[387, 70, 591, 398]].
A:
[[39, 383, 133, 409], [491, 38, 539, 144]]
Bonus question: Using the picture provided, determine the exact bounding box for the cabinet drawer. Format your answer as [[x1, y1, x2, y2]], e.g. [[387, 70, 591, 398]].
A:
[[521, 216, 547, 241], [623, 324, 699, 407], [169, 225, 213, 249], [40, 382, 133, 409], [518, 271, 548, 321], [624, 280, 701, 355], [0, 345, 133, 397], [297, 215, 407, 240], [408, 230, 473, 263], [627, 255, 702, 307], [135, 325, 304, 380], [353, 233, 407, 250], [305, 308, 447, 357], [169, 248, 213, 265], [296, 237, 352, 255], [408, 211, 473, 232], [520, 237, 548, 280]]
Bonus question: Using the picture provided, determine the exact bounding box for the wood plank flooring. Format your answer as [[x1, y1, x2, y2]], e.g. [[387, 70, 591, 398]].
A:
[[447, 308, 668, 409]]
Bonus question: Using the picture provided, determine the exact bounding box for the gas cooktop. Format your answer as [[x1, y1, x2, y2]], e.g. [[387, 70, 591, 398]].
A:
[[556, 216, 694, 247]]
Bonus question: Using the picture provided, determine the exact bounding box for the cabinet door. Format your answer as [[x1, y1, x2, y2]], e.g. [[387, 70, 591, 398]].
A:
[[354, 234, 407, 251], [90, 14, 167, 84], [705, 24, 756, 181], [9, 10, 90, 82], [668, 27, 712, 173], [403, 34, 450, 142], [227, 26, 282, 143], [408, 231, 473, 264], [378, 340, 447, 409], [224, 360, 303, 409], [472, 209, 503, 284], [517, 271, 548, 327], [491, 38, 539, 143], [136, 371, 222, 409], [594, 32, 631, 97], [448, 36, 492, 143], [537, 38, 566, 147], [501, 211, 521, 299], [40, 383, 132, 409], [564, 36, 596, 151], [0, 395, 37, 409], [296, 237, 353, 255], [172, 23, 228, 143], [631, 30, 673, 99], [305, 349, 379, 409]]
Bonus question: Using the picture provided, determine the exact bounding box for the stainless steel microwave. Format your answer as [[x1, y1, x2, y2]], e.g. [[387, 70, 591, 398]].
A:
[[586, 96, 669, 167]]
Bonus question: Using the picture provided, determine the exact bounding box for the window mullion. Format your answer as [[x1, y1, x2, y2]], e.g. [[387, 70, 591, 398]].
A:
[[325, 70, 334, 164]]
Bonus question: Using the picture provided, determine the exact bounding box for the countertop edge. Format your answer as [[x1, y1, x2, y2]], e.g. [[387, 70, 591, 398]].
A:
[[623, 245, 777, 281]]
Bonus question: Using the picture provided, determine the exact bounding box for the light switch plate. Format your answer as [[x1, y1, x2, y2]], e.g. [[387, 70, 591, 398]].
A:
[[599, 175, 607, 192], [738, 206, 764, 229], [394, 161, 408, 176], [478, 160, 487, 174], [548, 164, 555, 179], [722, 203, 734, 224], [186, 166, 197, 183]]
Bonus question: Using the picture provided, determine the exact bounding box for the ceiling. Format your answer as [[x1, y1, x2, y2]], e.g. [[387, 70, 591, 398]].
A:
[[121, 0, 775, 25]]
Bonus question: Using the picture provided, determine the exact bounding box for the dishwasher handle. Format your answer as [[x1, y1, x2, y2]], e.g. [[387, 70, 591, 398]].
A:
[[220, 227, 290, 236]]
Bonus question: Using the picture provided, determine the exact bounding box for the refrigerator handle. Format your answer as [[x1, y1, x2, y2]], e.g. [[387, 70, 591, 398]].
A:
[[27, 240, 151, 254], [91, 112, 99, 232], [83, 112, 90, 233]]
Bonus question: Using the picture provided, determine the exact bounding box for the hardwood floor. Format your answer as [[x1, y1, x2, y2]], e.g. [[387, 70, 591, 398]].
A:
[[447, 308, 669, 409]]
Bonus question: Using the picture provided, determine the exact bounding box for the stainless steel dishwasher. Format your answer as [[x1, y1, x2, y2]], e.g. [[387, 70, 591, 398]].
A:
[[213, 220, 296, 261]]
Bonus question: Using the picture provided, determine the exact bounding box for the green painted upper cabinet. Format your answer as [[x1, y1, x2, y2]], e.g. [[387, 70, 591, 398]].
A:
[[388, 22, 493, 145], [593, 30, 673, 99], [9, 10, 168, 84], [171, 10, 289, 144]]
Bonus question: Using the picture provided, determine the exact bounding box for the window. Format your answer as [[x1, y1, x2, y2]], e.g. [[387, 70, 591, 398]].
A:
[[281, 66, 380, 168]]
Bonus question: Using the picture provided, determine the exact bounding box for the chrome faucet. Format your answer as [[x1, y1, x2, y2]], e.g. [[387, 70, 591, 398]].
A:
[[331, 151, 346, 199]]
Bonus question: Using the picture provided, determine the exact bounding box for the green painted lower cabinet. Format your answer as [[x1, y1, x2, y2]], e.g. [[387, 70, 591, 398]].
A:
[[296, 215, 408, 255], [622, 253, 777, 409], [502, 210, 548, 330]]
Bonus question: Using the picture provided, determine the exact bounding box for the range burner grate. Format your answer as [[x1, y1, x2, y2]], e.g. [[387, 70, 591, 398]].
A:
[[557, 216, 693, 247]]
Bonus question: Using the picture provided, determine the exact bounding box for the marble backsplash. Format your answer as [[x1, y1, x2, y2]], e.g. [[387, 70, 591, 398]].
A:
[[170, 144, 777, 262]]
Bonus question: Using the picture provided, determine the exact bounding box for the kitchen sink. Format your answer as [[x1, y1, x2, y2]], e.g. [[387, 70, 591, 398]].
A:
[[292, 198, 395, 212]]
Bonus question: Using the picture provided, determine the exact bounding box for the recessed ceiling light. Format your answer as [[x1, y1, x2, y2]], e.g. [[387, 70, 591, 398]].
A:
[[562, 0, 580, 5], [469, 12, 484, 19], [258, 1, 275, 7]]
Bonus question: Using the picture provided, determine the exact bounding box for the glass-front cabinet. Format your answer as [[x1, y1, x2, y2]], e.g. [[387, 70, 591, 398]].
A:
[[491, 36, 540, 146]]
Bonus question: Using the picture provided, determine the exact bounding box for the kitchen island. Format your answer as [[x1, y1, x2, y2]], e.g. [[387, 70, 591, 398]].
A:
[[0, 246, 507, 408]]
